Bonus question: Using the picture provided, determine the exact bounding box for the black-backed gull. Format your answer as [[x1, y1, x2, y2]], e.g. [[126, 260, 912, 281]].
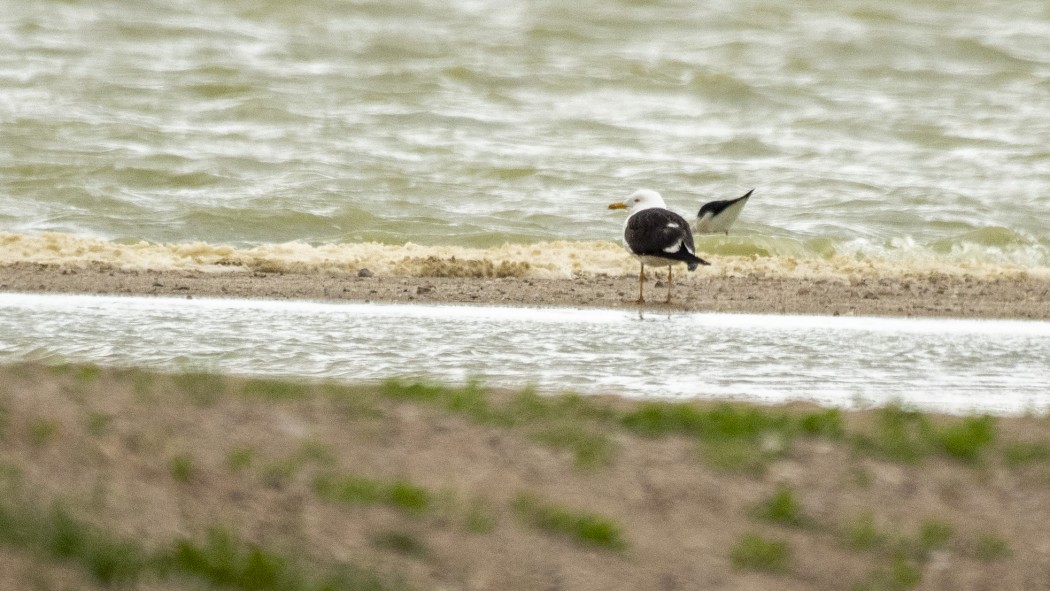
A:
[[608, 189, 709, 303], [694, 189, 754, 235]]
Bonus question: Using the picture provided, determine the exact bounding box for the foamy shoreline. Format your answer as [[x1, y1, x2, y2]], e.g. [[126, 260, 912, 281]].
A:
[[2, 231, 1048, 284]]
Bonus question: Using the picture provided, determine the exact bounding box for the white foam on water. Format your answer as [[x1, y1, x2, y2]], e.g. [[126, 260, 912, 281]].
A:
[[3, 232, 1048, 282]]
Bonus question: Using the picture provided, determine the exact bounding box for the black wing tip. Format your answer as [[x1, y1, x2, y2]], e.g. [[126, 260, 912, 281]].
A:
[[687, 256, 711, 271], [697, 189, 754, 217], [730, 189, 755, 203]]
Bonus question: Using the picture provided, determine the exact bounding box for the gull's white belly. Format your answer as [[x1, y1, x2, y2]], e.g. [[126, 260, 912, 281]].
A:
[[634, 254, 683, 268]]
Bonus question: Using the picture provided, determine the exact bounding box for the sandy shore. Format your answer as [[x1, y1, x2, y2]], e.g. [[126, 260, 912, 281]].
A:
[[2, 363, 1048, 591], [2, 261, 1050, 319]]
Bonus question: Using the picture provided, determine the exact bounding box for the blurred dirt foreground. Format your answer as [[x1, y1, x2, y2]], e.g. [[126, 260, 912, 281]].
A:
[[2, 363, 1050, 590]]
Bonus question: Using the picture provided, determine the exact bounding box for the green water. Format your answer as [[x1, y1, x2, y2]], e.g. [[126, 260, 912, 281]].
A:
[[1, 0, 1048, 267]]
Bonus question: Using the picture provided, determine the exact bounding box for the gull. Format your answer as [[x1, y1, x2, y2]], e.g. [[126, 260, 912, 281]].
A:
[[694, 189, 754, 235], [609, 189, 709, 303]]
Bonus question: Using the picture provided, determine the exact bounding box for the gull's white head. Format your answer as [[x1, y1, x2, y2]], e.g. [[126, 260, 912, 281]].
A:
[[607, 189, 666, 214]]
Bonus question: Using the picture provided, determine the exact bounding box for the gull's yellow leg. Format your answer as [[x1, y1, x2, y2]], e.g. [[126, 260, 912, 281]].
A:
[[637, 263, 646, 303]]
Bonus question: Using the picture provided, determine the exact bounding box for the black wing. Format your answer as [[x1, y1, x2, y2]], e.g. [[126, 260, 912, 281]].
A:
[[697, 189, 754, 218], [624, 208, 696, 257]]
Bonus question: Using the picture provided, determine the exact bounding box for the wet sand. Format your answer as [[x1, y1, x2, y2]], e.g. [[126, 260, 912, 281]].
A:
[[2, 261, 1049, 319]]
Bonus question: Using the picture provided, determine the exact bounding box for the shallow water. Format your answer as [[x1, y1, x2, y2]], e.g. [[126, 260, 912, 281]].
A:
[[2, 293, 1048, 415], [2, 0, 1049, 269]]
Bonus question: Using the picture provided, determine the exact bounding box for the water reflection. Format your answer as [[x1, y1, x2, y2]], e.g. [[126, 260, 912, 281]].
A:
[[1, 293, 1048, 415]]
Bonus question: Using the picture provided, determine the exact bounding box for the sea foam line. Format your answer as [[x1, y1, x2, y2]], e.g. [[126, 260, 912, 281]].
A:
[[1, 231, 1046, 282]]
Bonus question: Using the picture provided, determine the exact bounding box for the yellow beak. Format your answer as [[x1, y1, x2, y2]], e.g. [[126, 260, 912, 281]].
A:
[[608, 202, 627, 210]]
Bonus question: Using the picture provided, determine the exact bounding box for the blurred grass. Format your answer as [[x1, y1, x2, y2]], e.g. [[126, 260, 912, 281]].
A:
[[853, 555, 922, 591], [754, 486, 809, 527], [29, 418, 61, 447], [845, 512, 884, 551], [227, 447, 255, 473], [0, 500, 146, 585], [86, 411, 111, 436], [973, 532, 1012, 561], [241, 378, 311, 401], [371, 530, 428, 558], [0, 496, 404, 590], [169, 454, 195, 483], [850, 405, 996, 464], [172, 371, 227, 406], [314, 473, 433, 517], [844, 516, 956, 589], [622, 401, 843, 473], [514, 494, 626, 551], [730, 533, 790, 573], [533, 423, 615, 468], [1002, 441, 1050, 466]]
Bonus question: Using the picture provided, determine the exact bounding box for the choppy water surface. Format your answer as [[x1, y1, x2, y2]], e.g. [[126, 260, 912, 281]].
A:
[[1, 0, 1049, 268], [2, 293, 1048, 415]]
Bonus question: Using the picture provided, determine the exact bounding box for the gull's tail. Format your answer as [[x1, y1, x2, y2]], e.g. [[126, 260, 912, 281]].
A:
[[685, 254, 710, 271]]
